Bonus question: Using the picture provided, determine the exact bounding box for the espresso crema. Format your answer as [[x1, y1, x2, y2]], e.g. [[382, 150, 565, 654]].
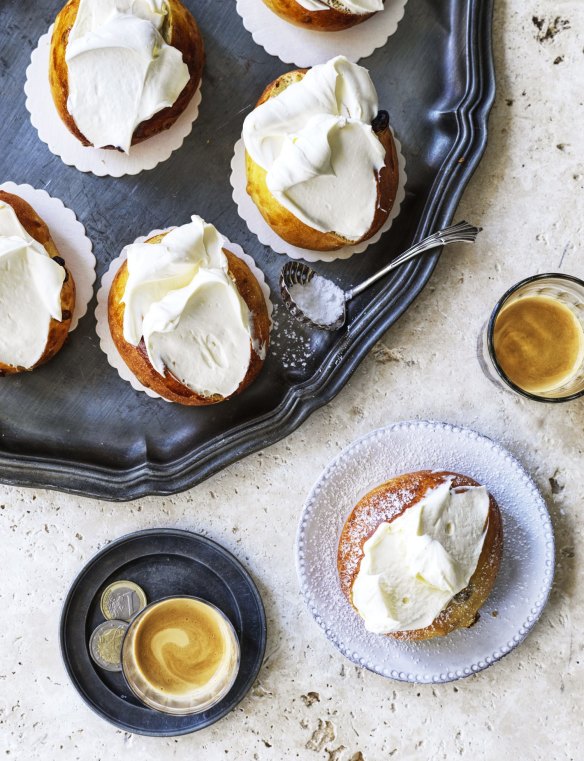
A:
[[125, 597, 239, 711], [493, 295, 584, 394]]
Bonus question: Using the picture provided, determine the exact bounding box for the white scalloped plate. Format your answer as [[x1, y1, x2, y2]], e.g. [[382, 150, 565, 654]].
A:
[[95, 229, 273, 402], [296, 421, 554, 683], [236, 0, 409, 68]]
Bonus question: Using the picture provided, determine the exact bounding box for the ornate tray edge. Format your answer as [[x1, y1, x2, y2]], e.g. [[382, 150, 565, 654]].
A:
[[0, 0, 495, 500]]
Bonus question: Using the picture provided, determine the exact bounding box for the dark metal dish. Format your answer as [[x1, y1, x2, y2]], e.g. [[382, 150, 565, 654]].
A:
[[60, 529, 267, 736], [0, 0, 495, 499]]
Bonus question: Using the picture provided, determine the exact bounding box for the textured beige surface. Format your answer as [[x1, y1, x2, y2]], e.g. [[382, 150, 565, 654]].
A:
[[1, 3, 583, 760]]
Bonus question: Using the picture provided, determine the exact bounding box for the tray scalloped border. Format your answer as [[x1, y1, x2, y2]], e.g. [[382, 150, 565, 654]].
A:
[[0, 0, 496, 499]]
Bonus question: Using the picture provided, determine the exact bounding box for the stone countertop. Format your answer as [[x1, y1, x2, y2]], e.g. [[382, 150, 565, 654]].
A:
[[1, 2, 583, 760]]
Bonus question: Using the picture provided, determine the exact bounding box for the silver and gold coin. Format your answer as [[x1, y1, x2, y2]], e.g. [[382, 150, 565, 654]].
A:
[[100, 580, 147, 622], [89, 620, 128, 672]]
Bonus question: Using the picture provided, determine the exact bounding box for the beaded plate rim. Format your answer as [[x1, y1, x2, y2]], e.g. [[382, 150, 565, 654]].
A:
[[295, 420, 555, 683]]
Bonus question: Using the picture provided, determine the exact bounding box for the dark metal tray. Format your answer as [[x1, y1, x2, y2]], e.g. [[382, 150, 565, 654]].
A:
[[0, 0, 494, 500], [60, 529, 266, 735]]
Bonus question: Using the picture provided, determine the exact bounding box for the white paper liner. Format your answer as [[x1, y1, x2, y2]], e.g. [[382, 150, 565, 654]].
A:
[[95, 229, 273, 402], [236, 0, 408, 67], [230, 130, 406, 262], [0, 182, 96, 332], [24, 26, 203, 178]]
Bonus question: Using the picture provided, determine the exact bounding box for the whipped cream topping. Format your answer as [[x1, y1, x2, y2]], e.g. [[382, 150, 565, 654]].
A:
[[243, 56, 386, 242], [0, 202, 65, 369], [65, 0, 190, 153], [295, 0, 383, 13], [122, 216, 254, 398], [351, 479, 490, 634]]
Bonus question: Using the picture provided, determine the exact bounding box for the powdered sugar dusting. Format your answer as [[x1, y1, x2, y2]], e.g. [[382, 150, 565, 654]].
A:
[[295, 421, 554, 682], [338, 479, 418, 600], [289, 275, 344, 327]]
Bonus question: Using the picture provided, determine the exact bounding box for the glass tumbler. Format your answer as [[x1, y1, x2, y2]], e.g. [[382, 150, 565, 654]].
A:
[[121, 596, 240, 715], [479, 273, 584, 402]]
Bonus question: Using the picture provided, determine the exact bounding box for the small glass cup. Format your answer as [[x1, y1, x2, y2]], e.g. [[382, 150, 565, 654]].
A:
[[479, 273, 584, 402], [121, 596, 240, 715]]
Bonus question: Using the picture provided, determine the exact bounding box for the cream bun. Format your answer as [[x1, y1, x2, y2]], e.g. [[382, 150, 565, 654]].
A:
[[49, 0, 204, 153], [262, 0, 384, 31], [338, 470, 503, 641], [243, 56, 399, 252], [108, 216, 270, 405], [0, 191, 75, 375]]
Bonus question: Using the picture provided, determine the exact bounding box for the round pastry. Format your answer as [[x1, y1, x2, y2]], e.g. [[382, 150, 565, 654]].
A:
[[262, 0, 384, 31], [243, 56, 399, 252], [0, 191, 75, 375], [338, 470, 503, 641], [108, 216, 270, 405], [50, 0, 204, 153]]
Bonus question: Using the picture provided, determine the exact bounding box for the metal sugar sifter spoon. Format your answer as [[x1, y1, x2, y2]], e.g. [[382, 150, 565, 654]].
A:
[[280, 221, 482, 330]]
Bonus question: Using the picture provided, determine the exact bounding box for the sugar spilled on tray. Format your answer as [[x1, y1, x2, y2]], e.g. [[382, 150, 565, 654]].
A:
[[270, 304, 313, 369], [288, 275, 345, 327]]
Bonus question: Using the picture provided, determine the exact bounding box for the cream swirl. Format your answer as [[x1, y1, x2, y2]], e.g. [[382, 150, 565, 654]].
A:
[[122, 216, 254, 398], [65, 0, 190, 153], [132, 598, 239, 700], [148, 625, 226, 694], [0, 202, 65, 370], [243, 56, 386, 242], [351, 479, 490, 634], [295, 0, 384, 13]]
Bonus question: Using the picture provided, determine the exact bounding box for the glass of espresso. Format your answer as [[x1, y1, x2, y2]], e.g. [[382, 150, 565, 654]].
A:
[[121, 596, 240, 715], [481, 273, 584, 402]]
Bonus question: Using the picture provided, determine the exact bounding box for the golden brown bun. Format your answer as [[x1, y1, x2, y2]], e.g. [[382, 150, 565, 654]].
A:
[[0, 191, 75, 375], [49, 0, 204, 148], [262, 0, 380, 31], [108, 232, 270, 405], [338, 470, 503, 641], [245, 69, 399, 251]]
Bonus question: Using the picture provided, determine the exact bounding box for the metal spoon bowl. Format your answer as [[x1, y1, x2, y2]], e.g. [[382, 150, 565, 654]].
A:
[[279, 261, 347, 331], [280, 221, 482, 330]]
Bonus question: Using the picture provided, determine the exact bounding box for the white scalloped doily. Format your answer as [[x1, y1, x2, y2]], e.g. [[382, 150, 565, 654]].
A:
[[236, 0, 408, 67], [95, 229, 273, 402], [296, 420, 554, 683], [24, 27, 202, 177], [230, 131, 406, 262], [0, 182, 95, 332]]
